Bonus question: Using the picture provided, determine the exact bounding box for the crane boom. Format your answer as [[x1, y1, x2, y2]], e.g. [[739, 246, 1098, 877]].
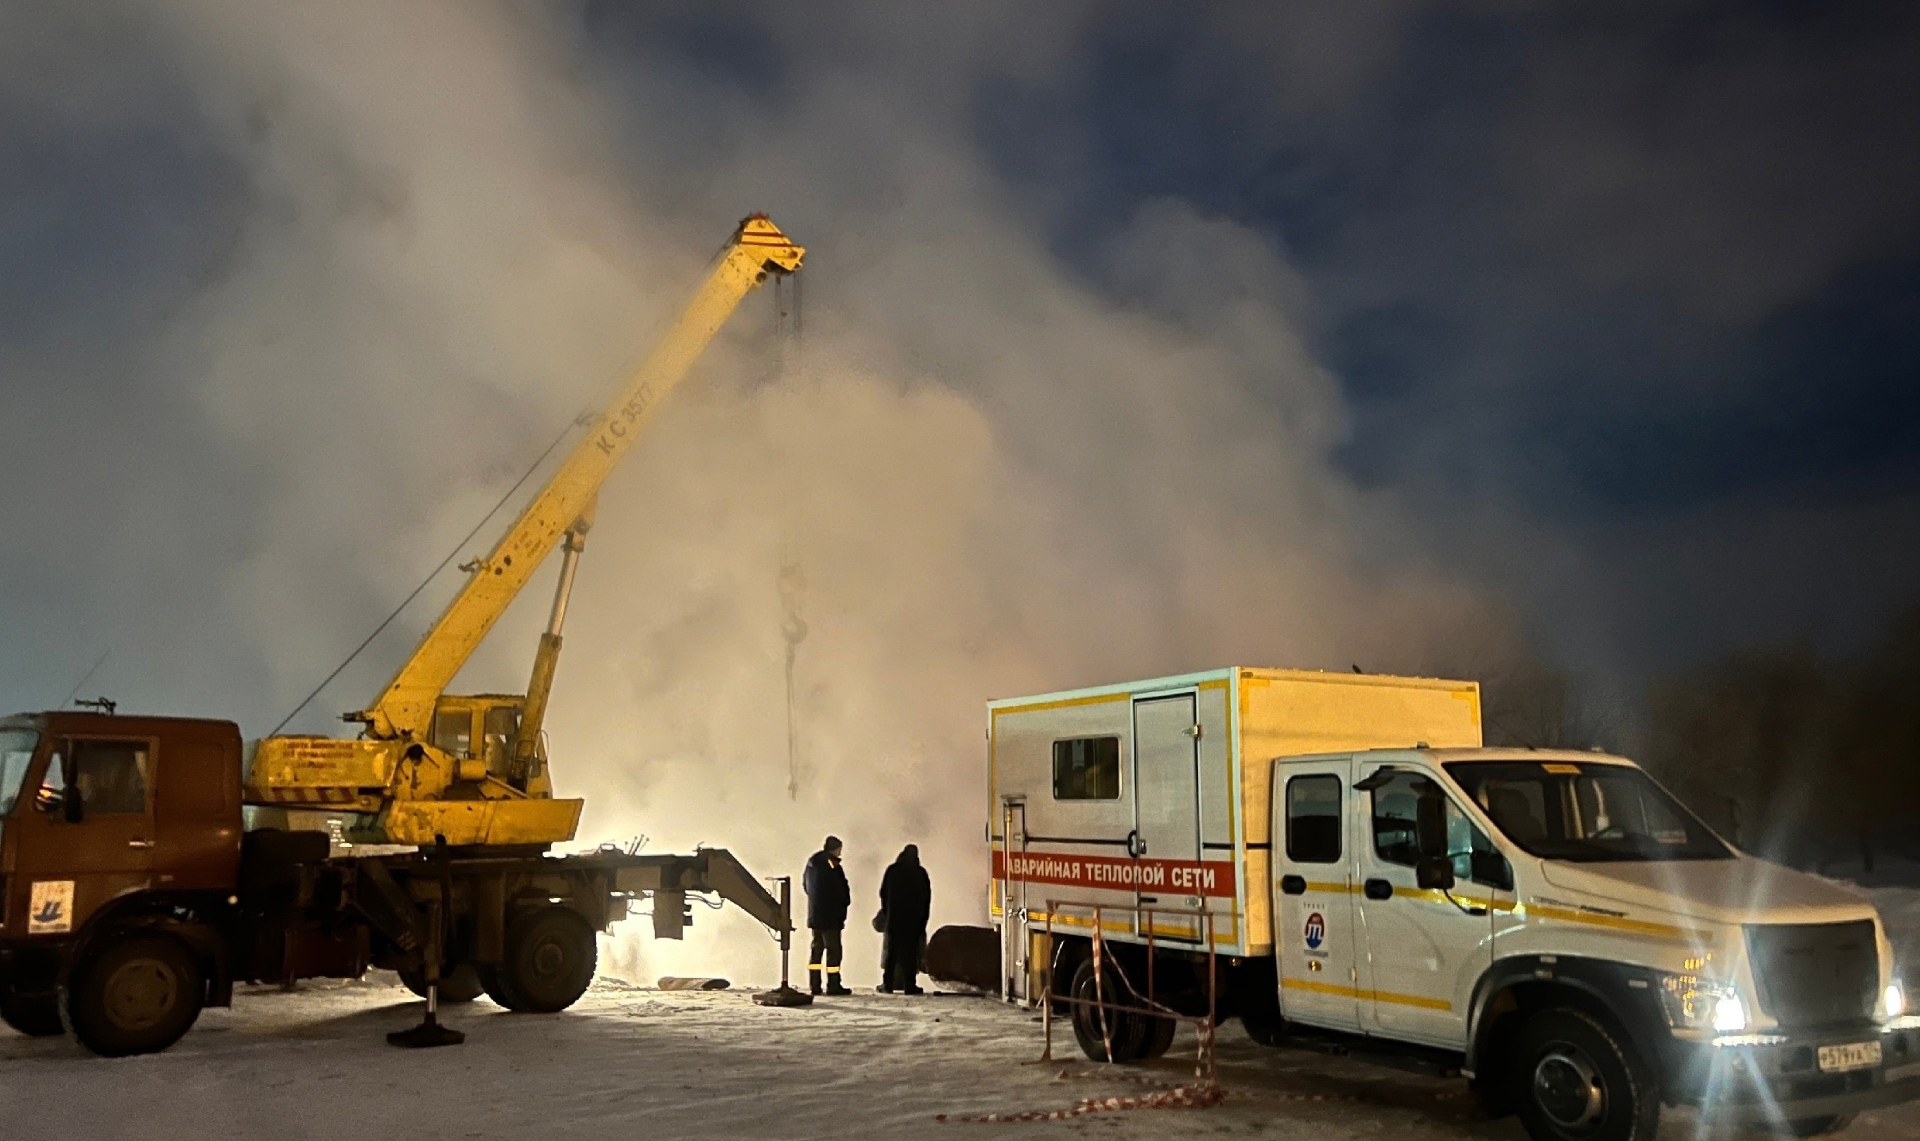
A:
[[361, 215, 804, 740], [245, 215, 803, 848]]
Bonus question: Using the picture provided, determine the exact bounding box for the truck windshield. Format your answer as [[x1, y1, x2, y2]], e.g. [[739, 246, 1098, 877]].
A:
[[0, 728, 38, 816], [1444, 761, 1731, 862]]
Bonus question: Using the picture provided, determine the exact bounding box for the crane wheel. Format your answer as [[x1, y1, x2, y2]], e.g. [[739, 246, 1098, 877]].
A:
[[483, 907, 597, 1013], [0, 991, 65, 1037], [64, 933, 204, 1057], [400, 962, 485, 1004]]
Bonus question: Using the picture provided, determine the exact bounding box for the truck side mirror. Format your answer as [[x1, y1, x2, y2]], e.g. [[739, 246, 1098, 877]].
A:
[[63, 783, 83, 823], [1416, 856, 1455, 891], [1471, 850, 1514, 892], [1413, 779, 1448, 860]]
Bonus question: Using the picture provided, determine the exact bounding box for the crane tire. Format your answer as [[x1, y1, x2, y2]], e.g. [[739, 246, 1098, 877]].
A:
[[400, 962, 485, 1004], [484, 907, 597, 1013]]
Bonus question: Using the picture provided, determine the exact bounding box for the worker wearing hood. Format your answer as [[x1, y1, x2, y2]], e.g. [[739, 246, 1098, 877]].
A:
[[878, 844, 931, 995]]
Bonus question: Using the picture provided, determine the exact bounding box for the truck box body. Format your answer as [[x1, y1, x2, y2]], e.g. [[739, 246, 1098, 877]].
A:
[[987, 667, 1481, 971]]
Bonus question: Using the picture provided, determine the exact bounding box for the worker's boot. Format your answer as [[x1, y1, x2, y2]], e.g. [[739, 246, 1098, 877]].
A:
[[825, 972, 852, 997], [808, 968, 822, 996]]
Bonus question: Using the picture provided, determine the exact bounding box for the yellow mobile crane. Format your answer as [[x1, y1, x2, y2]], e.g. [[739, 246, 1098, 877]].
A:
[[246, 215, 805, 848]]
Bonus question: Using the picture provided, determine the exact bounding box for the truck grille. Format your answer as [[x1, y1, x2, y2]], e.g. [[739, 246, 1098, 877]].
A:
[[1746, 921, 1879, 1028]]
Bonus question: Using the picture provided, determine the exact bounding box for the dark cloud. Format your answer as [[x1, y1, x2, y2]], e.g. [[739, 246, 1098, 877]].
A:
[[1502, 3, 1920, 324], [961, 1, 1920, 678]]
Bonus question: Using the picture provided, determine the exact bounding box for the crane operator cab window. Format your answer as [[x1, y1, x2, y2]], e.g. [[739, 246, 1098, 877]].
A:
[[482, 706, 520, 774], [433, 708, 473, 760]]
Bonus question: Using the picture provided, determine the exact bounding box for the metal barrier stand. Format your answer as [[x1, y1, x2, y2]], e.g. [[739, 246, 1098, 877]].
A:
[[1032, 899, 1220, 1091]]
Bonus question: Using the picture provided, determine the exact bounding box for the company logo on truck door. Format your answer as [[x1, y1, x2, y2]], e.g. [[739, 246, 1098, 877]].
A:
[[27, 880, 73, 934], [1303, 911, 1325, 950], [992, 851, 1235, 897]]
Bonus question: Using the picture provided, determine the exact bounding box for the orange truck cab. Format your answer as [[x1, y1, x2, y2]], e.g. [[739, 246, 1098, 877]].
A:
[[0, 712, 245, 1048]]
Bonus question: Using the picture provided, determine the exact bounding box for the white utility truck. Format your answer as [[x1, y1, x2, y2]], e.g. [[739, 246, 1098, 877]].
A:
[[988, 667, 1920, 1141]]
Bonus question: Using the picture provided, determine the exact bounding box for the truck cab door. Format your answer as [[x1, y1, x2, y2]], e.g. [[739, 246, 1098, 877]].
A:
[[1353, 763, 1497, 1049], [1271, 757, 1362, 1032], [8, 736, 157, 938]]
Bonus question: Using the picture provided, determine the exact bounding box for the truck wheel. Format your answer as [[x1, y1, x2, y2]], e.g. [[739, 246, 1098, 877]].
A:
[[0, 992, 65, 1037], [1139, 1012, 1177, 1059], [485, 907, 597, 1013], [1239, 991, 1287, 1047], [400, 962, 485, 1004], [1067, 958, 1147, 1062], [64, 934, 204, 1057], [1783, 1115, 1856, 1137], [1511, 1007, 1657, 1141]]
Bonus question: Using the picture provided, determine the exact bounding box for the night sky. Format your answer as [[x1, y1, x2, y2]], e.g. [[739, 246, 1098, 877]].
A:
[[3, 2, 1917, 735]]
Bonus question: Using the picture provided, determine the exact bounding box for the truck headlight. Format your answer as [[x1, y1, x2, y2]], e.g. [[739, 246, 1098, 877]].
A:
[[1658, 970, 1746, 1034], [1885, 980, 1906, 1019]]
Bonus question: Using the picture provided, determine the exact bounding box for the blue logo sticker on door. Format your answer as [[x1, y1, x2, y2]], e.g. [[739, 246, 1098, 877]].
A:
[[1304, 911, 1325, 950]]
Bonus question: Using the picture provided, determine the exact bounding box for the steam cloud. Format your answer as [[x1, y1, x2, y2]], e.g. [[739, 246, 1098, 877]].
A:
[[1, 3, 1503, 985]]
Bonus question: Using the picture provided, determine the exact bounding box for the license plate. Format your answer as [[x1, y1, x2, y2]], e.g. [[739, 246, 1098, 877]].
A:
[[1817, 1041, 1882, 1073]]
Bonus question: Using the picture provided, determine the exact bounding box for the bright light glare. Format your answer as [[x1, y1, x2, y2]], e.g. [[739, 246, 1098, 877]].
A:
[[1886, 982, 1906, 1018], [1713, 994, 1748, 1033]]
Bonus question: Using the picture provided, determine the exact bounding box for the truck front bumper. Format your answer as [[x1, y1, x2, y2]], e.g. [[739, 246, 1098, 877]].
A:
[[1671, 1017, 1920, 1124]]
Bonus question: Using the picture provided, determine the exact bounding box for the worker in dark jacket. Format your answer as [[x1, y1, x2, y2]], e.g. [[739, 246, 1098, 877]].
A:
[[877, 844, 932, 995], [803, 836, 852, 996]]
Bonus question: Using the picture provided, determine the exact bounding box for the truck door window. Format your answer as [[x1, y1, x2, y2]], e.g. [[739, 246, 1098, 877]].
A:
[[1285, 774, 1342, 862], [1447, 801, 1509, 887], [36, 750, 65, 813], [1370, 770, 1505, 885], [1370, 771, 1426, 866], [0, 728, 37, 815], [433, 709, 473, 759], [69, 740, 150, 814], [1051, 737, 1120, 800]]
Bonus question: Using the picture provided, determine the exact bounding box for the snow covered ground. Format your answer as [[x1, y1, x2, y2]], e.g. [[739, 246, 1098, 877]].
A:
[[5, 973, 1920, 1141]]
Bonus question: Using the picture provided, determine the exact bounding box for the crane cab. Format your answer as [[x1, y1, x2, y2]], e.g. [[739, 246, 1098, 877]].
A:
[[430, 695, 551, 797]]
